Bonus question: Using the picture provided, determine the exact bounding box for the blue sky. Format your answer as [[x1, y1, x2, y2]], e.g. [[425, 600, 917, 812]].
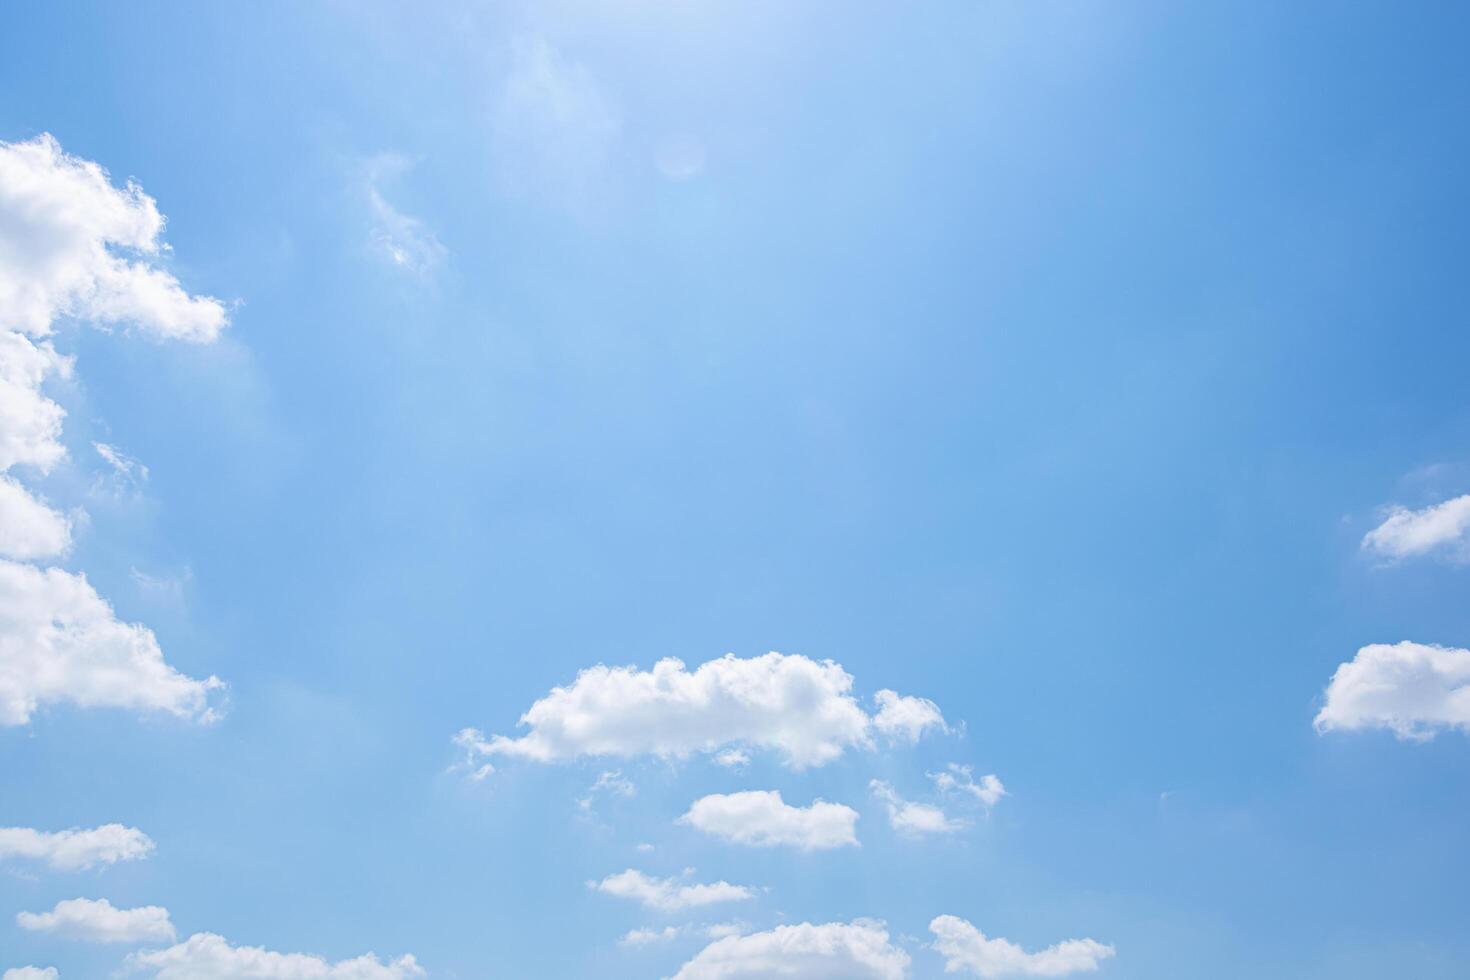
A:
[[2, 2, 1469, 977]]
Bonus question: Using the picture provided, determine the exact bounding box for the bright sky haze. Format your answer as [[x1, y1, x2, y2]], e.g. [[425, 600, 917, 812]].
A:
[[2, 2, 1469, 978]]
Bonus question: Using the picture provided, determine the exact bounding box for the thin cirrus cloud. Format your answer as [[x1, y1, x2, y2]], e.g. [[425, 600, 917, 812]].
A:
[[680, 790, 859, 850], [1362, 495, 1470, 562], [17, 897, 175, 944], [929, 915, 1115, 977], [453, 651, 948, 774], [590, 868, 755, 913], [127, 934, 425, 979], [672, 920, 910, 980], [0, 133, 226, 729], [362, 155, 446, 276], [0, 823, 154, 871], [1315, 641, 1470, 740], [870, 779, 965, 836]]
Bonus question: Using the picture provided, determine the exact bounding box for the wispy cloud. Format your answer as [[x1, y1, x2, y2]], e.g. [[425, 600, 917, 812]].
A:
[[362, 155, 446, 276]]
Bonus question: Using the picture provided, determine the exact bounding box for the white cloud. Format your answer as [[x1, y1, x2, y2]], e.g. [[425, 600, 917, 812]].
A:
[[1363, 495, 1470, 561], [1314, 641, 1470, 740], [492, 37, 620, 208], [870, 780, 965, 836], [4, 969, 58, 980], [0, 559, 222, 726], [129, 934, 425, 979], [681, 790, 859, 850], [362, 156, 445, 276], [0, 823, 154, 871], [672, 921, 910, 980], [0, 477, 70, 559], [458, 652, 945, 773], [873, 689, 948, 742], [591, 869, 755, 913], [930, 765, 1007, 807], [929, 915, 1115, 978], [0, 134, 227, 342], [0, 134, 225, 733], [713, 748, 750, 769], [0, 329, 69, 474], [17, 897, 174, 944], [92, 442, 149, 496], [619, 926, 680, 947]]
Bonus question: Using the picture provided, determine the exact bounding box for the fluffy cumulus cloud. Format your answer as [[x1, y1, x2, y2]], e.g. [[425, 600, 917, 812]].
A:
[[0, 560, 221, 726], [1315, 641, 1470, 739], [590, 869, 754, 913], [681, 790, 859, 850], [0, 823, 154, 871], [128, 934, 425, 979], [4, 969, 58, 980], [672, 920, 910, 980], [1362, 495, 1470, 561], [870, 780, 965, 836], [931, 765, 1007, 807], [0, 134, 227, 342], [457, 652, 944, 772], [17, 897, 174, 944], [929, 916, 1114, 978]]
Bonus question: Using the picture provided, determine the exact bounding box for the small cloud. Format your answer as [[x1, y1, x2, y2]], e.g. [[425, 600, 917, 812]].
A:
[[870, 780, 966, 836], [92, 442, 149, 496], [929, 764, 1006, 808], [577, 769, 635, 811], [713, 748, 750, 769], [619, 925, 681, 948], [1362, 495, 1470, 563], [703, 921, 746, 940]]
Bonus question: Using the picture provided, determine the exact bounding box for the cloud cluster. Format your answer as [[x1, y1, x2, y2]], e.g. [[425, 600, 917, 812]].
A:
[[1315, 641, 1470, 739], [0, 823, 154, 871], [456, 652, 945, 772], [17, 897, 174, 944], [3, 969, 58, 980], [672, 920, 910, 980], [591, 868, 754, 912], [1362, 495, 1470, 561], [0, 134, 225, 729], [681, 790, 859, 850], [128, 934, 425, 979], [929, 915, 1115, 977]]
